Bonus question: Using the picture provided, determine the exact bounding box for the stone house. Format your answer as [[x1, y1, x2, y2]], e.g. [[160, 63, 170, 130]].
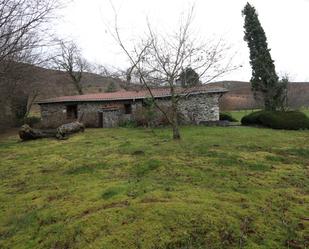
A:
[[37, 85, 228, 128]]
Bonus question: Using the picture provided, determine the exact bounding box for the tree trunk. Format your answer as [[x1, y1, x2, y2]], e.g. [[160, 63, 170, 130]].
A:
[[171, 93, 181, 140], [172, 121, 181, 140], [74, 81, 83, 95], [19, 122, 85, 141], [19, 125, 57, 141], [264, 94, 276, 111], [56, 122, 85, 139]]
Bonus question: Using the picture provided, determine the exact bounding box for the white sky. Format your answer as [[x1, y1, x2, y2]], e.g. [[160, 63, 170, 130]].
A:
[[55, 0, 309, 82]]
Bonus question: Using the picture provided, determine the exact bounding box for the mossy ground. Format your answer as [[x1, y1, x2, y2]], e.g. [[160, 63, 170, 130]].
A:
[[0, 126, 308, 249]]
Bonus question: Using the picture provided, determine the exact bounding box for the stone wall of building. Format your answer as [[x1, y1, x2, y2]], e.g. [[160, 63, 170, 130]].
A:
[[40, 101, 139, 128], [40, 103, 70, 128], [178, 93, 220, 124], [40, 92, 222, 128], [131, 93, 221, 126]]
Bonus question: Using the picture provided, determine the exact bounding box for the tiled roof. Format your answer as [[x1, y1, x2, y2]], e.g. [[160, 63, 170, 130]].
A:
[[37, 85, 228, 104]]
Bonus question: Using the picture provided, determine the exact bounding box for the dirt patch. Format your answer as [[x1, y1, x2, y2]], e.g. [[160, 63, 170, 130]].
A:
[[0, 128, 19, 141]]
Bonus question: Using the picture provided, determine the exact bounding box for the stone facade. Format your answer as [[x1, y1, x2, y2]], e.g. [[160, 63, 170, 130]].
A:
[[178, 93, 220, 124], [40, 92, 222, 128]]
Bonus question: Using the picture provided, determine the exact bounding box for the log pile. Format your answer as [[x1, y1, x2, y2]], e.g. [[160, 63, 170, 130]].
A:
[[19, 122, 85, 141]]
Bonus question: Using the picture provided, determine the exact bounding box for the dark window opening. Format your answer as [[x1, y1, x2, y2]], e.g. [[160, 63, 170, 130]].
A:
[[124, 104, 132, 114], [67, 105, 78, 119]]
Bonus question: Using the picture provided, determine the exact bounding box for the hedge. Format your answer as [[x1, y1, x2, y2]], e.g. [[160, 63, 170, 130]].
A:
[[241, 111, 309, 130], [219, 112, 238, 122]]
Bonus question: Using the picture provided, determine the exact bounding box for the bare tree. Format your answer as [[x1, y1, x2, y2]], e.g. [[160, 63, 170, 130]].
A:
[[111, 6, 237, 139], [0, 0, 61, 127], [52, 40, 88, 95], [89, 63, 124, 79], [0, 0, 60, 64]]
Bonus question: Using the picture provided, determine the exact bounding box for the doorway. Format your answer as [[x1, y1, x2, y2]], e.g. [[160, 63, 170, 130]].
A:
[[98, 112, 103, 128]]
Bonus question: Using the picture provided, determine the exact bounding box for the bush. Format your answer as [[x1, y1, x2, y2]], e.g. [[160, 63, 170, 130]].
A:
[[119, 120, 137, 128], [219, 112, 238, 122], [16, 117, 41, 128], [241, 111, 264, 126], [241, 111, 309, 130]]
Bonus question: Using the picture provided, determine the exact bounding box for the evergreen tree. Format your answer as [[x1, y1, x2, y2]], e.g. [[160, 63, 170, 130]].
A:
[[242, 3, 284, 111], [178, 67, 200, 88]]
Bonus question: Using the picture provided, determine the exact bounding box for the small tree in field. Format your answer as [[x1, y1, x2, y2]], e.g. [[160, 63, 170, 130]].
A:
[[242, 3, 287, 111], [111, 6, 236, 139]]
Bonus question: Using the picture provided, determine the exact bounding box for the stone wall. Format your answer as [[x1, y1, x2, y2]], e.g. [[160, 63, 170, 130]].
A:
[[178, 93, 220, 124], [40, 101, 138, 128], [40, 92, 222, 128], [40, 103, 70, 128]]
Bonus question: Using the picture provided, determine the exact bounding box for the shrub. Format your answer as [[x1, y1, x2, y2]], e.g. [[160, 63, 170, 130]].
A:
[[119, 120, 137, 128], [219, 112, 238, 122], [241, 111, 309, 130], [133, 104, 169, 127], [241, 111, 264, 126], [133, 107, 152, 127], [18, 116, 41, 127]]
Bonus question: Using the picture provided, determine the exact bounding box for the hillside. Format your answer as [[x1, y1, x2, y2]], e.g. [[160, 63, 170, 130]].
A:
[[209, 81, 309, 110], [26, 65, 126, 101], [0, 63, 130, 128], [9, 64, 309, 109], [30, 67, 309, 111]]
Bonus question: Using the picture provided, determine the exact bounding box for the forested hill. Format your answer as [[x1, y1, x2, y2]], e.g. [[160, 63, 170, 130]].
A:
[[208, 81, 309, 110]]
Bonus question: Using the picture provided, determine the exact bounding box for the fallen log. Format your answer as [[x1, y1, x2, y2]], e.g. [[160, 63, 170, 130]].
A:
[[56, 122, 85, 140], [19, 125, 57, 141], [19, 122, 85, 141]]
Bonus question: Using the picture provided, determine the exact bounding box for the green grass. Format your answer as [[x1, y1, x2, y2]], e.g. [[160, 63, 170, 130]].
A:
[[0, 127, 308, 249], [230, 110, 259, 122], [300, 108, 309, 117]]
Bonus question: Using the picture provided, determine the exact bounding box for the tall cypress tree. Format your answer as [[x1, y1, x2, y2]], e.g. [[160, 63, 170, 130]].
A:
[[242, 3, 281, 111]]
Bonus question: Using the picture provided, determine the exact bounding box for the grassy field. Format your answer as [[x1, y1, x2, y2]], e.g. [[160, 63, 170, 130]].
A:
[[0, 126, 308, 249], [229, 110, 258, 122]]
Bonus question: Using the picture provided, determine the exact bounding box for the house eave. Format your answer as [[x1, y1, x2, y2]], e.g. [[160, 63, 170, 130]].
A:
[[36, 89, 228, 105]]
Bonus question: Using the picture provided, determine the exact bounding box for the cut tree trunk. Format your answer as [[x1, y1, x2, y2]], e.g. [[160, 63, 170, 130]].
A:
[[19, 125, 57, 141], [56, 122, 85, 140], [19, 122, 85, 141]]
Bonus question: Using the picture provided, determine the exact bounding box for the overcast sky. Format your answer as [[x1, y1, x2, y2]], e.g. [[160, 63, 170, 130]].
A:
[[55, 0, 309, 82]]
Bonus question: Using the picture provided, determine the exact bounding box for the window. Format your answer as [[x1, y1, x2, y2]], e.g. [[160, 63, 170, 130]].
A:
[[67, 105, 78, 119], [124, 104, 132, 114]]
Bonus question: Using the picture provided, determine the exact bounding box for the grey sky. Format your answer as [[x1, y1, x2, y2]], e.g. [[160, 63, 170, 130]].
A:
[[55, 0, 309, 82]]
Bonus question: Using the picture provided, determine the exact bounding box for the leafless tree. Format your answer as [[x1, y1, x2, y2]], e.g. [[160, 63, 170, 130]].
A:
[[89, 63, 123, 79], [0, 0, 61, 127], [52, 40, 88, 95], [0, 0, 60, 64], [111, 6, 237, 139]]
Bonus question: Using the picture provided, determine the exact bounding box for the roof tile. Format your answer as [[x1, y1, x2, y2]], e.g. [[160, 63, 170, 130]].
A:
[[37, 85, 228, 104]]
